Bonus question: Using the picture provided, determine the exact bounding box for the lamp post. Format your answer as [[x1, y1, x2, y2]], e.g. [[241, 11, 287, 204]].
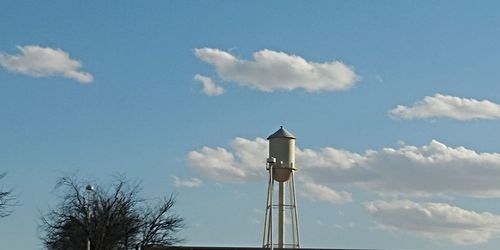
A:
[[85, 184, 95, 250]]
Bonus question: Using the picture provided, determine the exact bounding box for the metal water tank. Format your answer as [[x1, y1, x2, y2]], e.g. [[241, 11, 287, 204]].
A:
[[267, 126, 296, 182]]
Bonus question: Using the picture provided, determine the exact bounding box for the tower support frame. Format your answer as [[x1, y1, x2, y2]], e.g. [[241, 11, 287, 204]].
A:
[[263, 162, 300, 249]]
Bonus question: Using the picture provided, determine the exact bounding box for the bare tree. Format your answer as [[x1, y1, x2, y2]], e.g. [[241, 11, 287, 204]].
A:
[[40, 175, 183, 250], [137, 195, 183, 249], [0, 173, 15, 218]]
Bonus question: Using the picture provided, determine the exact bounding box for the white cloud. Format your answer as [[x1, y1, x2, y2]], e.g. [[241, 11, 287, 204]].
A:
[[187, 146, 247, 182], [0, 45, 93, 83], [297, 147, 366, 170], [390, 94, 500, 120], [187, 137, 500, 198], [194, 48, 358, 92], [186, 137, 267, 182], [364, 200, 500, 245], [187, 137, 500, 245], [299, 181, 352, 204], [303, 139, 500, 198], [193, 74, 224, 96], [171, 176, 202, 188]]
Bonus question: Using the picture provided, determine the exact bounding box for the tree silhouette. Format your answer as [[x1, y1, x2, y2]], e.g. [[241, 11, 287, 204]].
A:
[[40, 175, 183, 250], [0, 173, 15, 218]]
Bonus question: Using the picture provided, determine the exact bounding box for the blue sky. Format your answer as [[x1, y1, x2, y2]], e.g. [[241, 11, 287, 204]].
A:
[[3, 1, 500, 249]]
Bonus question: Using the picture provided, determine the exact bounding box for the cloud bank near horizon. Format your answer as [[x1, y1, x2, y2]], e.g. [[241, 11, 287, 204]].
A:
[[186, 137, 500, 244], [187, 137, 500, 244], [365, 199, 500, 245], [187, 137, 500, 198]]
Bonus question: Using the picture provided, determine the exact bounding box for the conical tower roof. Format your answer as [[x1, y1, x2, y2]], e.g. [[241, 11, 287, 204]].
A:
[[267, 126, 296, 140]]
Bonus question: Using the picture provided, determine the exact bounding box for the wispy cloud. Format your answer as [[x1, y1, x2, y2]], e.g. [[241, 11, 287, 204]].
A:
[[194, 48, 359, 92], [193, 74, 224, 96], [0, 45, 93, 83], [390, 94, 500, 120], [171, 176, 202, 188], [365, 199, 500, 245], [299, 181, 352, 204]]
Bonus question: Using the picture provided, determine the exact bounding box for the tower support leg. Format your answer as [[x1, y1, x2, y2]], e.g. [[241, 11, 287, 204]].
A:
[[289, 172, 300, 248], [263, 164, 274, 248], [278, 182, 285, 248]]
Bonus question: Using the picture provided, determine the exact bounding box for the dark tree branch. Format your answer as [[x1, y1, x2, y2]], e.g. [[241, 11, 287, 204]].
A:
[[0, 173, 16, 218], [40, 175, 183, 250]]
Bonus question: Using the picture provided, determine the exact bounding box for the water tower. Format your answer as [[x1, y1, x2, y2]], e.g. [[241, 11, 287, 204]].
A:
[[263, 126, 300, 249]]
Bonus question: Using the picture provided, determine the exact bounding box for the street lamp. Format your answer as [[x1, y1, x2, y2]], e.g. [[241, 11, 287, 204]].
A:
[[85, 184, 95, 250]]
